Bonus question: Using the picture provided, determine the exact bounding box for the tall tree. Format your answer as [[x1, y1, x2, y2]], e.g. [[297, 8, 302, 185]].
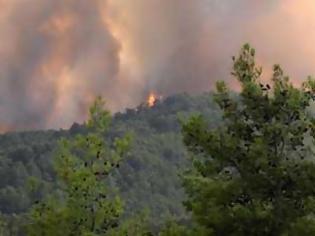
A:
[[182, 44, 315, 235], [26, 97, 131, 236]]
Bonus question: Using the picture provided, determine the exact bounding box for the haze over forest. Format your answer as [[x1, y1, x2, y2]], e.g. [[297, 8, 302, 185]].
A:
[[3, 1, 315, 235], [1, 0, 315, 131]]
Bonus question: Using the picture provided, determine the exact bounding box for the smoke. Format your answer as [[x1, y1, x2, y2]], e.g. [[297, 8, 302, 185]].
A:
[[0, 0, 123, 131], [0, 0, 315, 131]]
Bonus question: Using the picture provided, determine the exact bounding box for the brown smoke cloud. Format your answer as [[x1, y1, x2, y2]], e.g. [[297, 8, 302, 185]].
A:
[[0, 0, 315, 131]]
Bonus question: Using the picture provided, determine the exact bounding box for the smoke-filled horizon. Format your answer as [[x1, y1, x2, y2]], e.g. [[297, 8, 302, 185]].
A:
[[0, 0, 315, 132]]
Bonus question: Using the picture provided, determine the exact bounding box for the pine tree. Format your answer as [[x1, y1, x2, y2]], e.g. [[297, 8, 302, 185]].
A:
[[182, 44, 315, 235], [26, 97, 131, 236]]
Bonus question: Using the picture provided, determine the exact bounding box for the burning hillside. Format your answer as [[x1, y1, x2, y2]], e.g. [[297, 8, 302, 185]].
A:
[[147, 93, 156, 107]]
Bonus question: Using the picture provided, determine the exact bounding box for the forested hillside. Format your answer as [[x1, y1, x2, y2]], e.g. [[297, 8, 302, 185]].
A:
[[0, 93, 221, 232], [3, 44, 315, 235]]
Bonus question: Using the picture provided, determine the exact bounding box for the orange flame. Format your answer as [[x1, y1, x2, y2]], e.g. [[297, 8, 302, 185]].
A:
[[147, 93, 157, 107]]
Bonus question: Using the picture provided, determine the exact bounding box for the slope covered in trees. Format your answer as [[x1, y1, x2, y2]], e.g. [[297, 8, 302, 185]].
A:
[[2, 44, 315, 235], [0, 92, 221, 233]]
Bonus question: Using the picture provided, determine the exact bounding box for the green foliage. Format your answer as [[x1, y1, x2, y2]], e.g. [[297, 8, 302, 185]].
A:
[[107, 212, 153, 236], [0, 213, 25, 236], [159, 221, 189, 236], [87, 96, 111, 132], [26, 97, 131, 236], [0, 84, 221, 233], [182, 44, 315, 235]]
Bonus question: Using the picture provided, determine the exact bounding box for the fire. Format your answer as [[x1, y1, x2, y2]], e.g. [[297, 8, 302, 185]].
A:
[[147, 93, 157, 107]]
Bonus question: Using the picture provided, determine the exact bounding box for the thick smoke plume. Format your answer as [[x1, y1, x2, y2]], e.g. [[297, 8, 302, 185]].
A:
[[0, 0, 315, 131]]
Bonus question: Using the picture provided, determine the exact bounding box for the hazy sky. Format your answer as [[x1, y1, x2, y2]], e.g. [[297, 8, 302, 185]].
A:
[[0, 0, 315, 131]]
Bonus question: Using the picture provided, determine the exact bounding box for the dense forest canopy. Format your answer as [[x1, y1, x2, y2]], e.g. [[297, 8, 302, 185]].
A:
[[0, 92, 221, 234]]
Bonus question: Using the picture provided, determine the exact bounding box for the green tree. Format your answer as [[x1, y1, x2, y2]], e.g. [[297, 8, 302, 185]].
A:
[[182, 44, 315, 235], [26, 97, 131, 236]]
